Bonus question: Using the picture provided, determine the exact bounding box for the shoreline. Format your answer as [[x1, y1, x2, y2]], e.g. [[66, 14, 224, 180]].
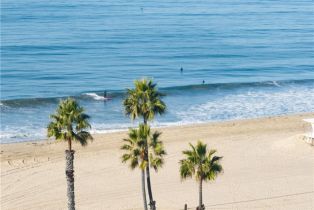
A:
[[1, 111, 314, 145], [1, 112, 313, 210]]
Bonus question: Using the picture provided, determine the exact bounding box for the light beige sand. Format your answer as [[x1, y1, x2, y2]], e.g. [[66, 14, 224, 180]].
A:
[[1, 113, 314, 210]]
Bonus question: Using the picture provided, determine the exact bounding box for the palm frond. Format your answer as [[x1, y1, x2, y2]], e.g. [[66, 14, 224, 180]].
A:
[[120, 124, 148, 171], [179, 159, 194, 180], [74, 131, 93, 146], [149, 153, 164, 172], [148, 130, 166, 170]]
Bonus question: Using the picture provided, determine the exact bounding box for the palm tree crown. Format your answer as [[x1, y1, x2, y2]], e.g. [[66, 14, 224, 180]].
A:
[[180, 141, 223, 182], [47, 98, 93, 150], [123, 79, 166, 123], [121, 124, 166, 170]]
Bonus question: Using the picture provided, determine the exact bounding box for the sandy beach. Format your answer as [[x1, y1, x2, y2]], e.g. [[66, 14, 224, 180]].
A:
[[1, 113, 313, 210]]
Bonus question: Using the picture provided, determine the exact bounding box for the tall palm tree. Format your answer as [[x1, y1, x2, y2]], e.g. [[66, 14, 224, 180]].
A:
[[121, 124, 150, 210], [179, 141, 223, 210], [47, 98, 93, 210], [123, 79, 166, 210], [121, 124, 166, 210]]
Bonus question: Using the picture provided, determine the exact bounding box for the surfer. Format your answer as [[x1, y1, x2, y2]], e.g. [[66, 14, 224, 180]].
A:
[[202, 80, 205, 84], [180, 67, 183, 72], [103, 91, 112, 101]]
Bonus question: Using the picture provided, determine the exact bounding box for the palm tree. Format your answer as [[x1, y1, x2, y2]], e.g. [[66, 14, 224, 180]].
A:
[[47, 98, 93, 210], [121, 124, 166, 210], [179, 141, 223, 210], [121, 124, 150, 210], [123, 79, 166, 210]]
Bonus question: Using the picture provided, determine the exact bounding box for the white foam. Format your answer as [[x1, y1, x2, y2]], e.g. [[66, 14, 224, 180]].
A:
[[175, 86, 314, 123], [89, 121, 199, 135], [0, 102, 6, 107], [266, 81, 281, 87], [0, 127, 47, 143], [89, 122, 130, 134], [272, 81, 281, 87], [84, 93, 109, 101], [2, 83, 314, 144]]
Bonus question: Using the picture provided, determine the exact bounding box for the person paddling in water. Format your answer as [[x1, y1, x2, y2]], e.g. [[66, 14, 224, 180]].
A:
[[103, 91, 112, 101]]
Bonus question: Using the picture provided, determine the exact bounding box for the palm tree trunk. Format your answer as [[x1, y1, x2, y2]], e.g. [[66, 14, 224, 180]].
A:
[[143, 117, 156, 210], [68, 138, 72, 151], [146, 165, 156, 210], [141, 169, 148, 210], [199, 178, 203, 210], [65, 150, 75, 210]]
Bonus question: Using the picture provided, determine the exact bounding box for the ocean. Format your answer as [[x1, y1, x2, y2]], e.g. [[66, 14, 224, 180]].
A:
[[1, 0, 314, 143]]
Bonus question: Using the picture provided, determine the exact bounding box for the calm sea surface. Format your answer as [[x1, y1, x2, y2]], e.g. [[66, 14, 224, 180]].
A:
[[1, 0, 314, 143]]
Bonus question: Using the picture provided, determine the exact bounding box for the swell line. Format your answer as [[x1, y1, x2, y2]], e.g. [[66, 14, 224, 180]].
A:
[[1, 78, 313, 107]]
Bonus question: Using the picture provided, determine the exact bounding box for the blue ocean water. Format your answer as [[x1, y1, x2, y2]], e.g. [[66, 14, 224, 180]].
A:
[[1, 0, 314, 143]]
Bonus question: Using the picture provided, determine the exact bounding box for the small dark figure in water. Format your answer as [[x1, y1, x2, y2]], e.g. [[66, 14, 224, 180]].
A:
[[202, 80, 205, 84], [180, 67, 183, 72], [104, 91, 107, 98]]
